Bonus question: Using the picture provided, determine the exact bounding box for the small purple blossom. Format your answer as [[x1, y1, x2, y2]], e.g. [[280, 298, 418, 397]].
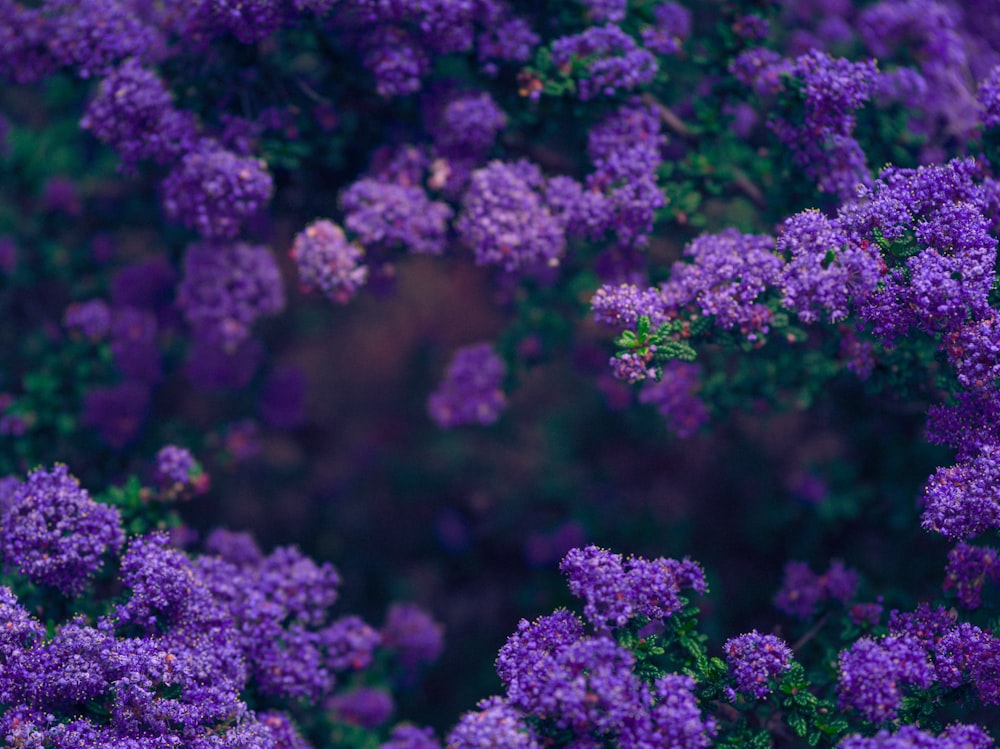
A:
[[943, 542, 1000, 609], [447, 696, 539, 749], [638, 361, 710, 438], [724, 631, 794, 700], [290, 219, 368, 304], [591, 284, 667, 329], [63, 299, 112, 340], [559, 545, 706, 630], [381, 603, 445, 668], [341, 178, 453, 255], [176, 240, 285, 350], [641, 2, 692, 55], [978, 64, 1000, 128], [161, 144, 273, 239], [428, 343, 506, 428]]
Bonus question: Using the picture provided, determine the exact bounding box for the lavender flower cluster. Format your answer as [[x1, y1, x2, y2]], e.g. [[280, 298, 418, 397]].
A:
[[6, 0, 1000, 746]]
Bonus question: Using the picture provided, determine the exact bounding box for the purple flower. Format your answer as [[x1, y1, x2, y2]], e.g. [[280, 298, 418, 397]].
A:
[[559, 545, 705, 630], [176, 240, 285, 350], [943, 542, 1000, 609], [592, 284, 667, 329], [363, 26, 430, 97], [551, 24, 658, 101], [341, 178, 453, 255], [724, 631, 794, 700], [661, 229, 781, 341], [638, 362, 710, 438], [426, 89, 507, 159], [839, 724, 994, 749], [381, 602, 445, 667], [154, 445, 200, 487], [161, 144, 273, 239], [110, 305, 161, 383], [191, 0, 289, 44], [622, 674, 717, 749], [837, 635, 935, 723], [427, 343, 506, 428], [774, 561, 825, 620], [81, 59, 198, 168], [978, 64, 1000, 128], [290, 219, 368, 304], [63, 299, 112, 340], [1, 464, 124, 596], [477, 14, 539, 76], [641, 2, 692, 55], [447, 696, 539, 749], [381, 724, 441, 749], [921, 445, 1000, 540], [328, 687, 395, 728], [47, 0, 158, 79], [456, 160, 565, 272]]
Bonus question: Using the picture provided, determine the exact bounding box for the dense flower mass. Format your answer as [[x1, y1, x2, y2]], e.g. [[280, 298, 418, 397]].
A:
[[456, 160, 565, 272], [8, 0, 1000, 746], [559, 545, 706, 629], [0, 464, 124, 596]]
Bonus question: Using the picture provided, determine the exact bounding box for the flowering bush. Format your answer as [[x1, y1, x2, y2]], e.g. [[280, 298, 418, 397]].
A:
[[3, 0, 1000, 746]]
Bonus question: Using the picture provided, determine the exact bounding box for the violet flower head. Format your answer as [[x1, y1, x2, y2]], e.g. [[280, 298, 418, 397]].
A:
[[341, 178, 453, 255], [641, 2, 692, 55], [381, 724, 441, 749], [926, 391, 1000, 462], [161, 144, 274, 239], [1, 464, 124, 596], [363, 26, 430, 97], [321, 614, 382, 673], [447, 696, 539, 749], [47, 0, 158, 79], [176, 240, 285, 350], [774, 561, 825, 620], [290, 219, 368, 304], [427, 343, 506, 428], [591, 283, 667, 329], [551, 24, 658, 101], [427, 89, 507, 159], [381, 602, 445, 668], [579, 0, 626, 23], [559, 545, 706, 630], [777, 210, 881, 324], [921, 446, 1000, 540], [191, 0, 289, 44], [154, 444, 202, 488], [623, 674, 717, 749], [979, 64, 1000, 129], [943, 542, 1000, 609], [724, 631, 794, 700], [81, 59, 198, 168], [661, 229, 781, 341], [456, 160, 565, 272], [63, 299, 112, 340], [328, 687, 395, 729], [204, 527, 263, 566], [495, 610, 586, 714], [839, 724, 994, 749], [0, 2, 57, 84], [477, 14, 539, 76], [639, 361, 710, 438], [837, 635, 935, 723]]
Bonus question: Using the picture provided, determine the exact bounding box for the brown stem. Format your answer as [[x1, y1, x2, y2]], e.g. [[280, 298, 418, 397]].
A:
[[792, 612, 830, 652]]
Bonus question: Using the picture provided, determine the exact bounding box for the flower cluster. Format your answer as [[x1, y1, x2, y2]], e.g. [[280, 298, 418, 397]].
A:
[[427, 343, 506, 428]]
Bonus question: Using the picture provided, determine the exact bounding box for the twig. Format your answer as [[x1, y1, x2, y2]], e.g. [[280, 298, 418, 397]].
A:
[[792, 612, 830, 652], [642, 93, 768, 210]]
